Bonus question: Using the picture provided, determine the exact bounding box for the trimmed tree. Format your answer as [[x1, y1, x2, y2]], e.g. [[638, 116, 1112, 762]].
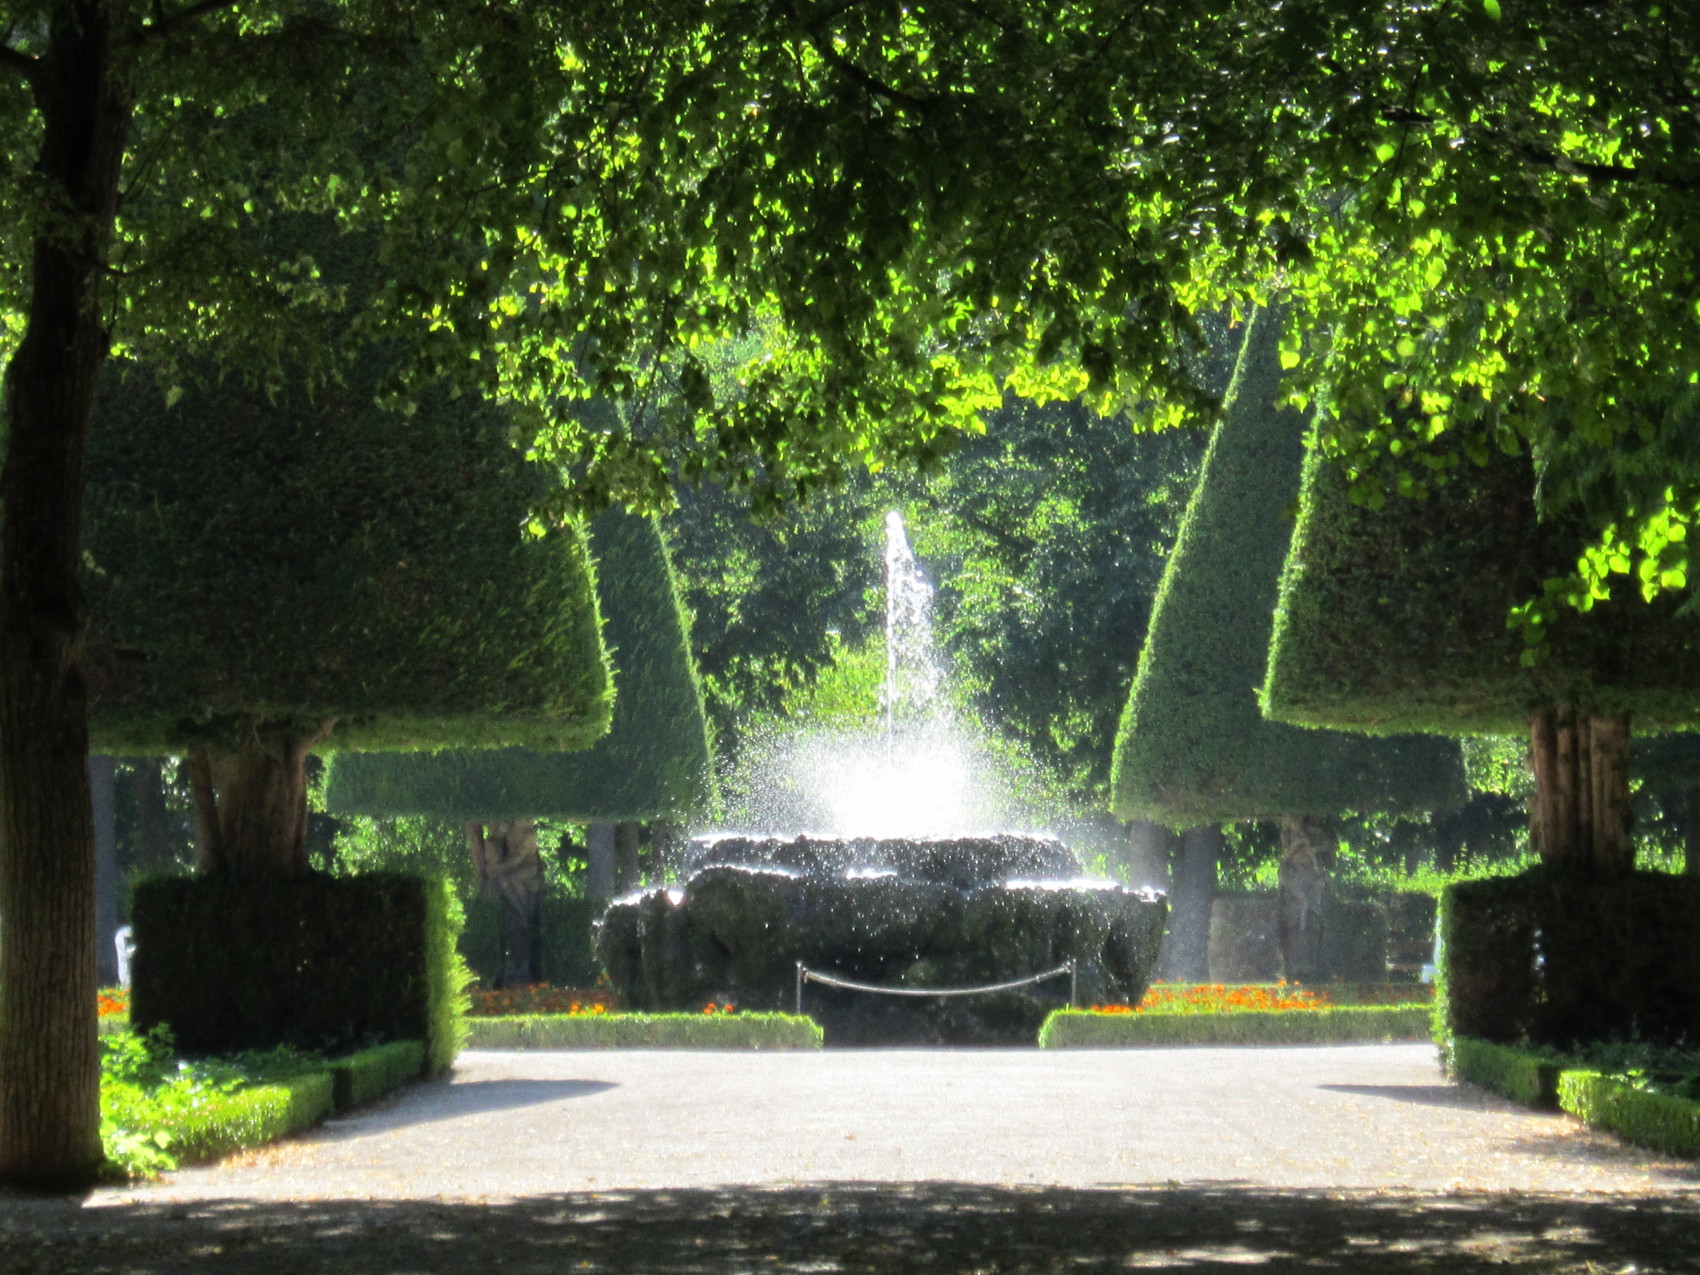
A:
[[1264, 426, 1700, 872], [324, 507, 714, 983], [84, 355, 614, 880], [1110, 306, 1467, 978]]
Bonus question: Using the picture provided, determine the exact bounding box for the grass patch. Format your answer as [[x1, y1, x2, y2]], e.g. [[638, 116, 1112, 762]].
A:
[[466, 1012, 823, 1050], [1038, 1004, 1431, 1047]]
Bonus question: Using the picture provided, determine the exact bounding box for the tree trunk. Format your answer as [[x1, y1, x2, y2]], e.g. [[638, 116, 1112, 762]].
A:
[[586, 822, 616, 905], [466, 820, 543, 987], [1125, 820, 1177, 891], [91, 756, 119, 987], [1157, 824, 1219, 981], [1529, 709, 1634, 873], [614, 821, 643, 893], [1277, 816, 1331, 982], [0, 3, 135, 1188], [131, 758, 178, 872], [186, 722, 334, 879]]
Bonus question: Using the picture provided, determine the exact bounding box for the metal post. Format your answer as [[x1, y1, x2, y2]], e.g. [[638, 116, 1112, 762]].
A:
[[795, 961, 805, 1015], [1069, 960, 1078, 1008]]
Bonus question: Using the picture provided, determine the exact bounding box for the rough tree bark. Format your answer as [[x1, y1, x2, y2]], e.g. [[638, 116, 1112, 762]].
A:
[[1277, 815, 1331, 982], [614, 821, 643, 893], [1125, 820, 1178, 892], [1157, 824, 1220, 981], [0, 3, 134, 1188], [466, 820, 544, 987], [1528, 709, 1634, 873], [185, 722, 335, 879], [586, 822, 616, 904]]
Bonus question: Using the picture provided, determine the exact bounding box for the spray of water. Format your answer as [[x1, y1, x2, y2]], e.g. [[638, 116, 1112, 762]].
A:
[[713, 510, 1056, 838]]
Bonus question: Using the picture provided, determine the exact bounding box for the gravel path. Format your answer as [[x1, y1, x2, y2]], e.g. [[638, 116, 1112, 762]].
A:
[[96, 1044, 1700, 1199], [3, 1044, 1698, 1273]]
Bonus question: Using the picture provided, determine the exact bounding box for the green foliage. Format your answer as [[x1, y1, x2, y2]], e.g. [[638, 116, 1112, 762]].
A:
[[322, 509, 709, 820], [1558, 1072, 1700, 1161], [1111, 307, 1468, 826], [1438, 868, 1700, 1050], [328, 1041, 426, 1110], [98, 1027, 338, 1178], [1448, 1038, 1563, 1110], [1266, 440, 1700, 732], [465, 1012, 824, 1050], [460, 894, 600, 989], [1037, 1005, 1431, 1048], [84, 356, 612, 755], [131, 873, 468, 1072], [1450, 1038, 1700, 1159], [902, 397, 1206, 807]]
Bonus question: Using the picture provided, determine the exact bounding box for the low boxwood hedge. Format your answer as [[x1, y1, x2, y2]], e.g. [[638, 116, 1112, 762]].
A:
[[1038, 1005, 1431, 1048], [163, 1071, 335, 1165], [1449, 1036, 1700, 1160], [466, 1013, 823, 1050], [1558, 1070, 1700, 1160], [329, 1040, 426, 1110], [1449, 1037, 1562, 1109]]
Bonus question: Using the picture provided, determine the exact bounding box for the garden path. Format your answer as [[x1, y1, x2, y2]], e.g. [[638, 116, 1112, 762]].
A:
[[97, 1043, 1700, 1199], [5, 1044, 1700, 1273]]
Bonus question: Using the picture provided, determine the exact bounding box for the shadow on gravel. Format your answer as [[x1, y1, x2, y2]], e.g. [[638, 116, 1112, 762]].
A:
[[6, 1181, 1700, 1274], [310, 1078, 618, 1136], [1315, 1083, 1488, 1109]]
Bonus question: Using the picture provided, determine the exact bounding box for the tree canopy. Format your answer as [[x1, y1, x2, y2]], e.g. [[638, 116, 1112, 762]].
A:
[[1111, 307, 1467, 827], [323, 508, 713, 822]]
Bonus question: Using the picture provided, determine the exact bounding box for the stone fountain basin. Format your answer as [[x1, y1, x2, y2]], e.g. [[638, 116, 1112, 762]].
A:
[[596, 836, 1168, 1040]]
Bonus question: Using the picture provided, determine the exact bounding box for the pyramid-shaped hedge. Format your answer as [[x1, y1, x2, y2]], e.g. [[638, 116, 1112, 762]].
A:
[[324, 508, 713, 822], [1110, 305, 1466, 826]]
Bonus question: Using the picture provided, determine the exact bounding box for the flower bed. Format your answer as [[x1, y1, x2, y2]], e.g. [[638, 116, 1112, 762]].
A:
[[467, 984, 616, 1017], [1038, 1004, 1431, 1047], [466, 1011, 822, 1050], [1118, 981, 1434, 1015], [1450, 1036, 1700, 1158], [98, 986, 131, 1037]]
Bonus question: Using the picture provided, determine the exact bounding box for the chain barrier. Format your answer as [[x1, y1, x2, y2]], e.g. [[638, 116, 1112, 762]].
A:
[[794, 960, 1077, 1015]]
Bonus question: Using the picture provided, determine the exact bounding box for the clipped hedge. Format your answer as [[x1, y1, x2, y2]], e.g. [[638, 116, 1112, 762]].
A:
[[325, 508, 713, 823], [1110, 303, 1465, 825], [1037, 1005, 1431, 1048], [132, 872, 469, 1072], [1450, 1037, 1562, 1109], [1264, 425, 1700, 735], [1558, 1070, 1700, 1160], [1437, 868, 1700, 1051], [1449, 1037, 1700, 1160], [329, 1040, 426, 1110], [163, 1071, 335, 1166], [85, 351, 611, 756], [466, 1012, 823, 1050]]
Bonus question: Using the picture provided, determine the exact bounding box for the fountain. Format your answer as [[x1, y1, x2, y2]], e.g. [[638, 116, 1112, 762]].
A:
[[596, 511, 1167, 1042]]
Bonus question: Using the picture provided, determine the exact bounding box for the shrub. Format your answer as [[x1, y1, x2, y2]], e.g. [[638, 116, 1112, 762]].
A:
[[1557, 1071, 1700, 1160], [163, 1073, 336, 1166], [465, 1012, 823, 1050], [329, 1041, 426, 1110], [1038, 1004, 1430, 1047], [1437, 868, 1700, 1051], [1449, 1037, 1563, 1109], [132, 872, 470, 1071]]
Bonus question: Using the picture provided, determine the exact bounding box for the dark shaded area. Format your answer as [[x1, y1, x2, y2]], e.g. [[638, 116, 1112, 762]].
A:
[[131, 874, 459, 1068], [4, 1182, 1700, 1273], [1315, 1084, 1484, 1109], [311, 1079, 616, 1138], [1442, 869, 1700, 1049]]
